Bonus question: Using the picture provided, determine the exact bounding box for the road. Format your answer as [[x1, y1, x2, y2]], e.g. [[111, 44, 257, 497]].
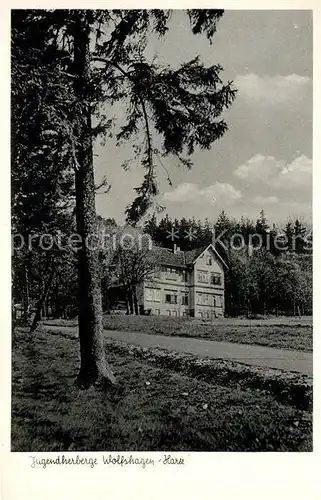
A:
[[42, 324, 312, 375], [103, 329, 312, 375]]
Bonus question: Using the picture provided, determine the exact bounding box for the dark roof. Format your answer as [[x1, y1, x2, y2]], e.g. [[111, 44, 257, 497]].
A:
[[150, 244, 228, 269], [150, 246, 186, 268], [184, 246, 208, 265], [151, 245, 209, 268]]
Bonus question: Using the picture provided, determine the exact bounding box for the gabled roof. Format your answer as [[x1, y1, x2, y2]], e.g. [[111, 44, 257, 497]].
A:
[[149, 246, 186, 268], [190, 243, 228, 269], [150, 244, 228, 269], [184, 245, 208, 265]]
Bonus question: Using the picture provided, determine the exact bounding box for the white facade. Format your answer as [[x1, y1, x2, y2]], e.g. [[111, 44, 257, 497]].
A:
[[139, 245, 226, 318]]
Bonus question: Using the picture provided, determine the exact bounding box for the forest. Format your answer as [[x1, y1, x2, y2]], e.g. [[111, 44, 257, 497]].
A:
[[13, 209, 313, 323], [144, 210, 312, 316]]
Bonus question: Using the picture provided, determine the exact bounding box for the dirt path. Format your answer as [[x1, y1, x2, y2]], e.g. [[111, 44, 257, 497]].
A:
[[42, 324, 312, 375]]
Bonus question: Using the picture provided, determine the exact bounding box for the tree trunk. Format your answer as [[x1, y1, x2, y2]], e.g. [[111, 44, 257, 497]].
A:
[[133, 286, 139, 315], [44, 295, 49, 318], [247, 299, 251, 318], [23, 262, 30, 324], [73, 13, 115, 389], [30, 268, 55, 332], [129, 289, 134, 315], [125, 292, 130, 315]]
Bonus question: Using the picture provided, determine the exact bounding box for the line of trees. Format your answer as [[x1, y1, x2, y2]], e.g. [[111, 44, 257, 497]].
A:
[[225, 247, 312, 317], [143, 210, 313, 316], [143, 210, 312, 255], [12, 211, 312, 325]]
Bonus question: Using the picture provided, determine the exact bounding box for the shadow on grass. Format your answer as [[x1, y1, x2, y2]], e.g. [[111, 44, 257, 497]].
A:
[[11, 328, 312, 452]]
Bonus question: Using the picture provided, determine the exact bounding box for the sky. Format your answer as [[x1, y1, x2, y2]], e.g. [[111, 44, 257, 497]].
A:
[[94, 10, 312, 226]]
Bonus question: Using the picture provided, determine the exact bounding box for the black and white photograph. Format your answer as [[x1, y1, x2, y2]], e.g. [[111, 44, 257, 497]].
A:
[[10, 8, 313, 454]]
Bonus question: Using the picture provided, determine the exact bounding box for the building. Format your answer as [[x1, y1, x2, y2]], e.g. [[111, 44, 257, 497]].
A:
[[137, 243, 227, 318]]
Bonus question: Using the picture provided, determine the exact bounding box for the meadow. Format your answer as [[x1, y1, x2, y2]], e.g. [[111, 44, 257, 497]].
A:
[[11, 324, 312, 452]]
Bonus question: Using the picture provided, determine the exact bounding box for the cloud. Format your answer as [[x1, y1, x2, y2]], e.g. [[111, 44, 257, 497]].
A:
[[163, 182, 242, 205], [234, 73, 311, 106], [273, 155, 312, 190], [235, 154, 283, 182], [234, 154, 312, 193]]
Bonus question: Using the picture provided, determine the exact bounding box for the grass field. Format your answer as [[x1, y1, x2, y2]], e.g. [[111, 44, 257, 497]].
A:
[[104, 315, 313, 352], [42, 315, 313, 352], [12, 327, 312, 452]]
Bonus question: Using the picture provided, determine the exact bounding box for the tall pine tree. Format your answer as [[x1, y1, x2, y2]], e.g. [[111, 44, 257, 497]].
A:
[[12, 9, 237, 387]]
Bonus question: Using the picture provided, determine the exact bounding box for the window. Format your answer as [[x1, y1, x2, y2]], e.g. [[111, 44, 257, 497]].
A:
[[166, 310, 171, 316], [145, 288, 161, 302], [197, 293, 208, 305], [165, 293, 177, 304], [206, 256, 212, 265], [182, 271, 188, 282], [197, 271, 209, 283], [171, 310, 178, 317], [181, 293, 189, 306], [165, 267, 177, 280], [215, 295, 222, 308], [197, 293, 215, 306], [210, 272, 221, 285], [154, 309, 160, 315], [182, 311, 189, 317]]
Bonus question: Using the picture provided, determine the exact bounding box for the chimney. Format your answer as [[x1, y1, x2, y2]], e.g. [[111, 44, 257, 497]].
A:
[[173, 244, 181, 254]]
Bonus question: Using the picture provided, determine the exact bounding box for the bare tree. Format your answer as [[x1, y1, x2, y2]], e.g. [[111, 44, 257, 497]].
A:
[[109, 227, 159, 314]]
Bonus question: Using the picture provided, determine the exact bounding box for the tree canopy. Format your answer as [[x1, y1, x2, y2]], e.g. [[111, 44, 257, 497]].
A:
[[12, 9, 239, 387]]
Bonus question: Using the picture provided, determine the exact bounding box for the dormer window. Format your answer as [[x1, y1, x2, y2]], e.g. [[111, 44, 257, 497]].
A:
[[165, 267, 177, 280]]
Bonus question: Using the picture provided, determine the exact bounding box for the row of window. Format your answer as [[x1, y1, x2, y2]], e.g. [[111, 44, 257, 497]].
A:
[[159, 267, 222, 285], [145, 288, 161, 302], [153, 309, 190, 317], [145, 288, 187, 304], [196, 293, 222, 308], [146, 289, 188, 305], [197, 311, 216, 319], [162, 267, 188, 282], [145, 288, 222, 308], [197, 271, 221, 285], [164, 292, 189, 305], [152, 309, 220, 318]]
